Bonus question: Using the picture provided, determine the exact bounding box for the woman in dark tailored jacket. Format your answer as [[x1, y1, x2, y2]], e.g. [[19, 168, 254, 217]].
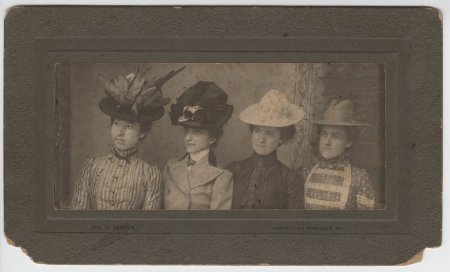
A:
[[226, 89, 305, 209], [163, 81, 234, 210]]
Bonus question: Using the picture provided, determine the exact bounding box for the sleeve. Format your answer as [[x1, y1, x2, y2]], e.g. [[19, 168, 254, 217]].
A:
[[287, 168, 305, 209], [161, 157, 178, 209], [210, 170, 233, 210], [355, 169, 376, 210], [70, 158, 94, 210], [301, 165, 313, 181], [143, 165, 162, 210]]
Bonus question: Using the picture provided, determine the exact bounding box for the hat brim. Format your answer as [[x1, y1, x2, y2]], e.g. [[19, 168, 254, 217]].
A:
[[239, 103, 305, 127], [99, 96, 166, 123], [311, 120, 370, 126], [173, 105, 234, 128]]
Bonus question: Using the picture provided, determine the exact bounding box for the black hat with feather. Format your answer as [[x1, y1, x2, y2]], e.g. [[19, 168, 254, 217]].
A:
[[98, 66, 185, 125]]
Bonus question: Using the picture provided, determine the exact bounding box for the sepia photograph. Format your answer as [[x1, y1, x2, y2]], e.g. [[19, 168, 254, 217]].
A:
[[55, 62, 385, 211], [3, 5, 441, 266]]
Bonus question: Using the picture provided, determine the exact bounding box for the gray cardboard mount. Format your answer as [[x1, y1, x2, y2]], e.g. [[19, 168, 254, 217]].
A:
[[4, 6, 442, 265]]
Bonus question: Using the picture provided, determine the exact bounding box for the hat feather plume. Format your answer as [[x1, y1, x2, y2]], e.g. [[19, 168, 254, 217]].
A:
[[99, 66, 185, 116], [126, 70, 147, 102], [133, 66, 186, 113], [98, 74, 130, 104]]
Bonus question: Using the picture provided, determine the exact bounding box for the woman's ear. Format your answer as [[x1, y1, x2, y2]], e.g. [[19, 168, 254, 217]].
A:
[[139, 132, 147, 140], [346, 141, 353, 149], [209, 137, 217, 145]]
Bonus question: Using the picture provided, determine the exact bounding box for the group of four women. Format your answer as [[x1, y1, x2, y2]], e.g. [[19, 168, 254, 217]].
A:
[[71, 67, 376, 211]]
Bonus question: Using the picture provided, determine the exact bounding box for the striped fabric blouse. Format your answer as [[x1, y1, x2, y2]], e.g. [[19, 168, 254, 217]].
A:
[[71, 152, 162, 210], [226, 152, 304, 209]]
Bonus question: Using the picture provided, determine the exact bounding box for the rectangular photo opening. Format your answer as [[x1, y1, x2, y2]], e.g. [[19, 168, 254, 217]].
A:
[[54, 63, 385, 211]]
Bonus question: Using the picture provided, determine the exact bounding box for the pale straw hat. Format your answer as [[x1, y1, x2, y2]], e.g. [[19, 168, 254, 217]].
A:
[[239, 89, 305, 127]]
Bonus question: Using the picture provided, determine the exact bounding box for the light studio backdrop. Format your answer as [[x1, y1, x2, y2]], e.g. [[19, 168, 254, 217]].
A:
[[55, 62, 385, 209]]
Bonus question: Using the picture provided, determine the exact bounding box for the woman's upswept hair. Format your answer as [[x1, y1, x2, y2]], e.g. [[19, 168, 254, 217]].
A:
[[316, 125, 358, 145], [182, 125, 224, 167], [206, 126, 224, 167], [110, 117, 153, 133], [249, 124, 296, 144]]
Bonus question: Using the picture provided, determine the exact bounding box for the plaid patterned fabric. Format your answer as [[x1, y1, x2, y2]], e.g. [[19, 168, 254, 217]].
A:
[[71, 152, 162, 210]]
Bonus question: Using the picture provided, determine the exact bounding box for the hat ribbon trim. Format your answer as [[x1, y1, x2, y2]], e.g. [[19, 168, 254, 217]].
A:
[[178, 105, 204, 122]]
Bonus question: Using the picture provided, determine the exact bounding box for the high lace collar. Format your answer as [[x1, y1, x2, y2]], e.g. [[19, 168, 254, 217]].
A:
[[112, 147, 138, 163], [317, 152, 350, 170], [251, 151, 278, 168], [189, 148, 210, 162]]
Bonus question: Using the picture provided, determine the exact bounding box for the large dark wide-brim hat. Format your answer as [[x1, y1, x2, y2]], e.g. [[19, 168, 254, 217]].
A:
[[169, 81, 234, 128], [311, 98, 370, 126], [99, 96, 167, 124], [98, 66, 185, 124]]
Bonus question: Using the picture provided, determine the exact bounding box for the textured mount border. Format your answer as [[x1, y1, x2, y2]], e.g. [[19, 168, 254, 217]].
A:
[[4, 6, 441, 265]]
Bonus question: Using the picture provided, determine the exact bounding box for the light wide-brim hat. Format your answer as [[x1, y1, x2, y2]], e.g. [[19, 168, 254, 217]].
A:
[[239, 89, 305, 127], [311, 99, 369, 126]]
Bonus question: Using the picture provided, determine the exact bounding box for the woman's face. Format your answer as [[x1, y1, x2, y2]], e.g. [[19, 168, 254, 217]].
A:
[[111, 119, 145, 150], [252, 125, 282, 156], [319, 125, 352, 160], [183, 126, 215, 154]]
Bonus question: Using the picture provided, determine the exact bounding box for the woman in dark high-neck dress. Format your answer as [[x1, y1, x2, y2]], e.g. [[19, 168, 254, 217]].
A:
[[225, 89, 305, 209]]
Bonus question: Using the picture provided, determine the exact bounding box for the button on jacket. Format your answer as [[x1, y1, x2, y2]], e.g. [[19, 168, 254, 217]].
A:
[[163, 155, 233, 210], [71, 152, 162, 210]]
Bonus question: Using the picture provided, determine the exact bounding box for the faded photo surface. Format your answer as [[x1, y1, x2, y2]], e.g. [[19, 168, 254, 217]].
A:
[[54, 63, 385, 211]]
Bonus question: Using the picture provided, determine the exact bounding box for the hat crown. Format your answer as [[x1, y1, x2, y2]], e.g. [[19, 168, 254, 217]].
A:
[[259, 89, 291, 117], [322, 99, 354, 123], [170, 81, 234, 128], [238, 89, 305, 127], [179, 81, 228, 107]]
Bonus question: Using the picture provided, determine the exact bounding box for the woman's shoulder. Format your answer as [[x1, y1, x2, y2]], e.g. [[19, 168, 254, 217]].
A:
[[164, 154, 187, 166], [168, 156, 184, 165], [276, 160, 303, 181], [350, 164, 369, 175], [350, 165, 370, 182], [135, 158, 161, 173], [81, 155, 107, 166], [78, 155, 112, 174], [224, 157, 252, 172], [86, 153, 115, 163], [214, 167, 233, 183], [219, 167, 233, 177]]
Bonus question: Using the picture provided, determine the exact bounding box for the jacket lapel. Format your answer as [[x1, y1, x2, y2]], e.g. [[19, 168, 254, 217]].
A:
[[167, 157, 190, 195], [167, 156, 224, 192], [189, 157, 223, 189]]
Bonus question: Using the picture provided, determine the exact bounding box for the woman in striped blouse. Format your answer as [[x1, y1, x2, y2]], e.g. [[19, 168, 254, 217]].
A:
[[71, 66, 184, 210]]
